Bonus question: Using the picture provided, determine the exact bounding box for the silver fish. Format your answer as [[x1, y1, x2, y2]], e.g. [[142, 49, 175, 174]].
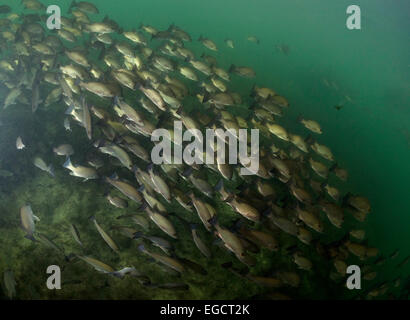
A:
[[33, 157, 54, 177], [63, 157, 98, 181], [20, 205, 40, 241], [3, 270, 16, 299], [16, 136, 25, 150]]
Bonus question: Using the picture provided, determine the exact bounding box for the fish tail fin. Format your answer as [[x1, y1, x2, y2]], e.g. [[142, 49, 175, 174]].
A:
[[138, 201, 148, 211], [63, 157, 72, 169], [48, 164, 55, 177], [113, 96, 120, 106], [228, 64, 236, 73], [133, 231, 143, 240]]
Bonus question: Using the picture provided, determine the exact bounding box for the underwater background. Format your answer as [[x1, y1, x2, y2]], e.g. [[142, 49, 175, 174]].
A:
[[0, 0, 409, 299]]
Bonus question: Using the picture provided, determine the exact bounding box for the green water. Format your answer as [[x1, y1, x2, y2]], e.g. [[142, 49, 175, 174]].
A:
[[0, 0, 409, 299]]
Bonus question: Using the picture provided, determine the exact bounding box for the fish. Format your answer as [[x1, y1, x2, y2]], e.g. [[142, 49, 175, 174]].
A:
[[225, 39, 235, 49], [238, 226, 279, 251], [98, 141, 132, 170], [137, 84, 167, 111], [77, 256, 115, 274], [147, 164, 171, 202], [247, 36, 260, 44], [3, 87, 22, 109], [191, 224, 211, 258], [79, 81, 118, 98], [33, 157, 55, 177], [209, 217, 246, 261], [62, 157, 98, 181], [69, 224, 83, 246], [229, 64, 256, 78], [182, 168, 213, 198], [85, 22, 115, 34], [16, 137, 25, 150], [37, 233, 67, 258], [275, 44, 290, 56], [146, 282, 189, 290], [53, 144, 74, 156], [20, 205, 40, 241], [293, 252, 312, 271], [145, 207, 177, 239], [267, 123, 289, 141], [114, 96, 144, 126], [300, 118, 322, 134], [198, 35, 218, 51], [3, 270, 16, 299], [118, 214, 150, 231], [70, 1, 99, 14], [0, 169, 14, 177], [65, 50, 90, 68], [81, 97, 92, 140], [138, 244, 185, 273], [319, 201, 344, 228], [225, 196, 260, 222], [106, 194, 128, 209], [311, 142, 334, 162], [134, 232, 173, 255], [91, 216, 119, 252], [111, 267, 142, 279], [64, 118, 72, 132], [0, 6, 11, 14], [0, 0, 391, 299], [296, 206, 323, 233], [189, 193, 214, 231]]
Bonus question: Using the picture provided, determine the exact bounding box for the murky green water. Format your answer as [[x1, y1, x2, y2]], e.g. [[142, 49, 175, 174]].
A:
[[0, 0, 409, 300]]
